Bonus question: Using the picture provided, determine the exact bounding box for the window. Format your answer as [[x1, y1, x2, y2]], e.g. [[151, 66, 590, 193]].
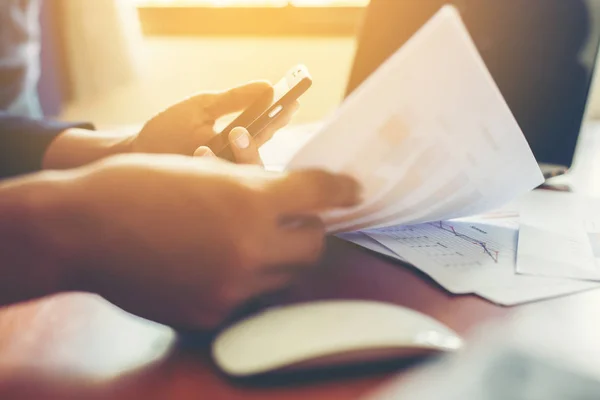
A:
[[135, 0, 368, 36]]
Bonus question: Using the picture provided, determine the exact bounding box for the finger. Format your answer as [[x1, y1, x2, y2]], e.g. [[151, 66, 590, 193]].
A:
[[254, 101, 300, 148], [205, 81, 273, 119], [228, 127, 263, 166], [269, 170, 362, 213], [265, 216, 326, 266], [193, 146, 216, 158]]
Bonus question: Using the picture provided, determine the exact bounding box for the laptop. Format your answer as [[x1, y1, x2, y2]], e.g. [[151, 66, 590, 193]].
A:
[[346, 0, 600, 177]]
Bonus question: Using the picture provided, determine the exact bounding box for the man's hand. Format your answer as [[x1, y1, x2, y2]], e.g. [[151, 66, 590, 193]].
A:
[[135, 81, 295, 157], [41, 154, 359, 329], [43, 81, 297, 169]]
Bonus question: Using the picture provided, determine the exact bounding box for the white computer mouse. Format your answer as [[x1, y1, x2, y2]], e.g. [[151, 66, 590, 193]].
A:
[[212, 300, 463, 377]]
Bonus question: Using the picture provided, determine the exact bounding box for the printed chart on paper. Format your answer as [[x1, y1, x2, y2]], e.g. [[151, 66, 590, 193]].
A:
[[367, 221, 516, 269]]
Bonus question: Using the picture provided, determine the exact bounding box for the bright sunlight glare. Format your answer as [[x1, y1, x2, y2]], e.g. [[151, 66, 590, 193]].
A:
[[134, 0, 369, 7]]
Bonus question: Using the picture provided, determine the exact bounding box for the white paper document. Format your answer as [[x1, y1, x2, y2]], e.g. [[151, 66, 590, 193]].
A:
[[337, 231, 404, 260], [365, 221, 518, 295], [260, 122, 323, 171], [477, 281, 600, 307], [263, 7, 580, 306], [517, 191, 600, 281], [285, 6, 543, 233], [363, 220, 600, 305]]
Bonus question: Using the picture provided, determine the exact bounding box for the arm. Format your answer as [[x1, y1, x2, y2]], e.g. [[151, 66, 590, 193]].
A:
[[42, 127, 134, 170], [0, 111, 138, 173], [1, 81, 297, 176], [0, 111, 99, 178], [42, 80, 296, 169], [0, 171, 75, 305], [0, 153, 360, 329]]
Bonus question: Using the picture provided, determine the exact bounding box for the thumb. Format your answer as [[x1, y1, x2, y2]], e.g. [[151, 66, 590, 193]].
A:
[[229, 127, 263, 165], [193, 146, 216, 158], [205, 81, 273, 119]]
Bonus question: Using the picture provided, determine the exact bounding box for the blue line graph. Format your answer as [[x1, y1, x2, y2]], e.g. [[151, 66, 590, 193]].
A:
[[429, 221, 499, 263]]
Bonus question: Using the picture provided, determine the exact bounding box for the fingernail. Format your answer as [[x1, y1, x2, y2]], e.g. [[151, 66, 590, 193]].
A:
[[195, 147, 214, 157], [233, 129, 250, 149]]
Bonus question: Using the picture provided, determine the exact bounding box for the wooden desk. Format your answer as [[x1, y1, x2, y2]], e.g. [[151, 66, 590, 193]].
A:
[[0, 123, 597, 399], [0, 238, 509, 400]]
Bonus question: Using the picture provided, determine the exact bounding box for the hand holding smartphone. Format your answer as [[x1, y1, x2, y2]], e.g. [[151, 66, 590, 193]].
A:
[[208, 65, 312, 162]]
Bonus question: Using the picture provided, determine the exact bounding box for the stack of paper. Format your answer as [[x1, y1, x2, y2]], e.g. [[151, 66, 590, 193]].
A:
[[272, 7, 600, 306], [339, 216, 600, 306], [286, 6, 544, 233]]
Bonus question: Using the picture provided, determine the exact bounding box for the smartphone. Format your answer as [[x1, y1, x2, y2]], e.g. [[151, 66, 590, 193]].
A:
[[209, 65, 312, 162]]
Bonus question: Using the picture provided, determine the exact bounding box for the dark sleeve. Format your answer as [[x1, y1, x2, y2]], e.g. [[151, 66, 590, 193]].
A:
[[0, 111, 93, 179]]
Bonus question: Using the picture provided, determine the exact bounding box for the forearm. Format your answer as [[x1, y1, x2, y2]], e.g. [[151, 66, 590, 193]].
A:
[[0, 172, 80, 305], [43, 128, 135, 170]]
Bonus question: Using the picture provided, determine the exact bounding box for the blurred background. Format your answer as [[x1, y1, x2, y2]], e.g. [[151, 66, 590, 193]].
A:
[[41, 0, 600, 129]]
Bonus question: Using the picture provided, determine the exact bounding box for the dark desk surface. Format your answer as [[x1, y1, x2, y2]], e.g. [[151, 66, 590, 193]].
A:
[[1, 123, 598, 399], [0, 238, 510, 400]]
